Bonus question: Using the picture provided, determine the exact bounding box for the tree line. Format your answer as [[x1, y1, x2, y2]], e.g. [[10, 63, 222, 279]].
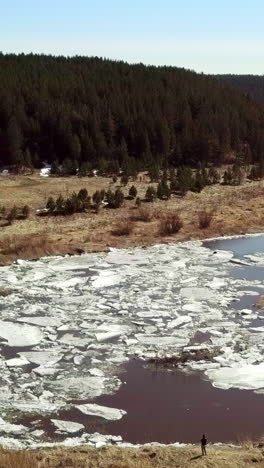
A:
[[0, 53, 263, 176]]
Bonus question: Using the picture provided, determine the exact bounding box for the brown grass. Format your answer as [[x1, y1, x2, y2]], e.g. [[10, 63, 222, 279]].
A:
[[0, 445, 264, 468], [130, 207, 153, 222], [0, 173, 264, 264], [111, 220, 134, 236], [158, 212, 183, 236], [198, 210, 214, 229]]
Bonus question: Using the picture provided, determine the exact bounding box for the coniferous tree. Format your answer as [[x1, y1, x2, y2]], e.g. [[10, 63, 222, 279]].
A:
[[145, 186, 157, 202], [129, 185, 137, 199], [46, 196, 56, 212]]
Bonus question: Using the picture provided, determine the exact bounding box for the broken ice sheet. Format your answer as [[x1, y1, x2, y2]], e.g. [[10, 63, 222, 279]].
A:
[[0, 236, 263, 447], [0, 321, 43, 347], [76, 403, 126, 420], [51, 419, 84, 434]]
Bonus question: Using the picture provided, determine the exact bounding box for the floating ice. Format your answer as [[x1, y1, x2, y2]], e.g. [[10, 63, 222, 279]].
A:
[[0, 235, 263, 448], [167, 316, 192, 329], [6, 356, 30, 367], [49, 376, 106, 399], [76, 403, 127, 420], [206, 363, 264, 390], [0, 417, 28, 435], [19, 351, 63, 366], [51, 419, 84, 434], [0, 321, 43, 347]]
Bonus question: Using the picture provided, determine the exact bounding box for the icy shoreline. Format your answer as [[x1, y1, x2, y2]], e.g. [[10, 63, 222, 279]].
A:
[[0, 234, 263, 448]]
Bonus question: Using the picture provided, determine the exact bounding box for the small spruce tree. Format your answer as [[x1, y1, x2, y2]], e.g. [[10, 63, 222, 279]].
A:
[[129, 185, 137, 199]]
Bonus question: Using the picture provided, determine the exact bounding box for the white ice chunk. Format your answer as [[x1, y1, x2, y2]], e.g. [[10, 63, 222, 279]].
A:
[[167, 316, 192, 329], [92, 271, 124, 288], [51, 419, 84, 434], [88, 368, 104, 377], [19, 351, 63, 366], [0, 321, 43, 347], [50, 376, 106, 399], [207, 363, 264, 390], [135, 334, 188, 347], [6, 356, 30, 367], [180, 288, 218, 303], [76, 403, 126, 421], [0, 417, 28, 435], [17, 316, 62, 327]]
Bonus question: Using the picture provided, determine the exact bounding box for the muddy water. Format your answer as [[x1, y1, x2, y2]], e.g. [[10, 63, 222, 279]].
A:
[[95, 360, 264, 444]]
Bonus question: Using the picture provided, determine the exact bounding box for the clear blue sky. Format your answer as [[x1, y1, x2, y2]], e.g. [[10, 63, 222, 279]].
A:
[[1, 0, 264, 74]]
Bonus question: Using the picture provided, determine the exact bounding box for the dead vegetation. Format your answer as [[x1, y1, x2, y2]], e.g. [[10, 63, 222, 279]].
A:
[[198, 210, 214, 229], [149, 348, 221, 368], [111, 219, 134, 236], [0, 174, 263, 264], [256, 296, 264, 309], [130, 207, 154, 222], [0, 445, 264, 468], [158, 211, 183, 236]]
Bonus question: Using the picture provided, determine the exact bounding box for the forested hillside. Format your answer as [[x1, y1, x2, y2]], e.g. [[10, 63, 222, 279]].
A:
[[0, 53, 263, 174], [217, 75, 264, 105]]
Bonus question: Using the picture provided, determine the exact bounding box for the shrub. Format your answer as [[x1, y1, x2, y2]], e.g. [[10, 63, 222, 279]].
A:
[[158, 212, 183, 236], [111, 220, 133, 236], [121, 174, 129, 186], [93, 190, 103, 207], [129, 185, 137, 199], [56, 194, 65, 213], [145, 186, 157, 202], [46, 196, 55, 212], [22, 205, 30, 219], [130, 207, 153, 222], [135, 197, 141, 207], [0, 206, 6, 218], [77, 188, 88, 202], [106, 188, 124, 208], [7, 206, 18, 225], [198, 210, 213, 229]]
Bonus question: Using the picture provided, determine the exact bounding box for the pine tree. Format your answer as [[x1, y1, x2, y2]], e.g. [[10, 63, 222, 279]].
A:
[[7, 206, 18, 224], [56, 194, 65, 213], [145, 186, 157, 202], [22, 205, 30, 218], [50, 159, 60, 176], [46, 196, 56, 212], [129, 185, 137, 199]]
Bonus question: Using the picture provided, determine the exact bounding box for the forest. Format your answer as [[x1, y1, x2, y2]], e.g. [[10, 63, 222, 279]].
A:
[[216, 75, 264, 105], [0, 53, 264, 175]]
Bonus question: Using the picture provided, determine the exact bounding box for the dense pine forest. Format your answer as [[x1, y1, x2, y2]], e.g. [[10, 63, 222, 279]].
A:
[[0, 53, 264, 175], [217, 75, 264, 105]]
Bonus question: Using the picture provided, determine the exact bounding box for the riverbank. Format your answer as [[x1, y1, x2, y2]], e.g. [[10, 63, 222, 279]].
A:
[[0, 174, 263, 265], [1, 444, 264, 467]]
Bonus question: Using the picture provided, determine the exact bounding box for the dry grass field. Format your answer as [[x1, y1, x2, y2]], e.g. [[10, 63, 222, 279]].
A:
[[1, 444, 264, 468], [0, 172, 264, 264]]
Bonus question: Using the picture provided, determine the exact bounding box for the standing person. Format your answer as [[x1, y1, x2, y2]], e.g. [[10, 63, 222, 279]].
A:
[[201, 434, 207, 456]]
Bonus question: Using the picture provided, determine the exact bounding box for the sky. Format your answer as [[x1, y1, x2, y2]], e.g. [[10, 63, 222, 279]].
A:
[[1, 0, 264, 74]]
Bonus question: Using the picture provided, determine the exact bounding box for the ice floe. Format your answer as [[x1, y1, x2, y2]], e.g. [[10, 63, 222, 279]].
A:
[[0, 321, 43, 347], [76, 403, 126, 420], [206, 363, 264, 390], [51, 419, 85, 434]]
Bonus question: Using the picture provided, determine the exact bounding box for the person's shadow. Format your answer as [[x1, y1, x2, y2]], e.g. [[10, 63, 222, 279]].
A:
[[190, 455, 202, 461]]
